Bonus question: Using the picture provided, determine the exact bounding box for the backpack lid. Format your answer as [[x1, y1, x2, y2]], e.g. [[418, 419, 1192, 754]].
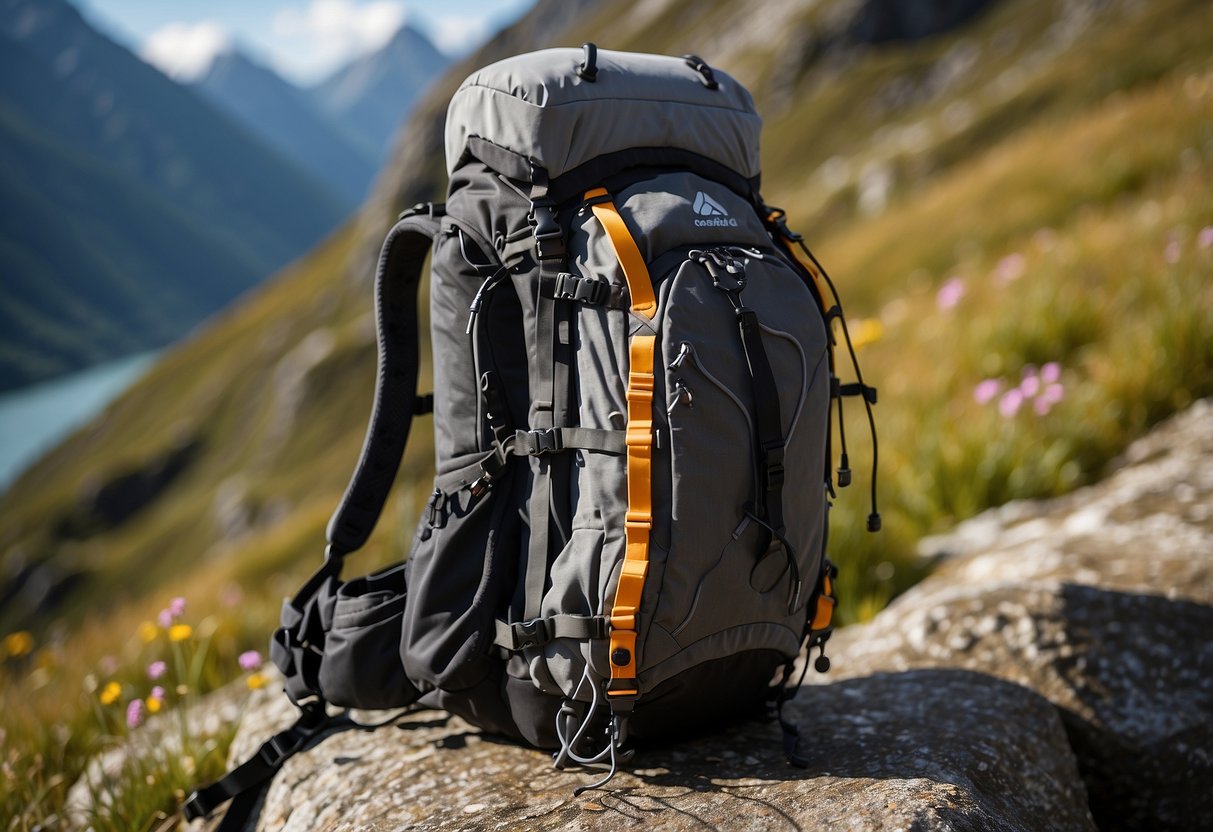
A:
[[445, 47, 762, 182]]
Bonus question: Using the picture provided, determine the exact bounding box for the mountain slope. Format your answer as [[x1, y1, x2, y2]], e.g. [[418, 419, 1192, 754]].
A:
[[0, 0, 351, 389], [193, 49, 378, 204], [1, 0, 1211, 639], [309, 24, 449, 160]]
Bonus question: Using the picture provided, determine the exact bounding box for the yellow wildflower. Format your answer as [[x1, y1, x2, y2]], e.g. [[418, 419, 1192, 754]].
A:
[[246, 672, 267, 690], [99, 681, 122, 705], [146, 697, 162, 714], [847, 318, 885, 351], [168, 624, 193, 642], [138, 621, 159, 643], [3, 631, 34, 658]]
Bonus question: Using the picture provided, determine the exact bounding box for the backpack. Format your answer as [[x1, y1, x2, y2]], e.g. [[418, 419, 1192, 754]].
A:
[[185, 44, 878, 825]]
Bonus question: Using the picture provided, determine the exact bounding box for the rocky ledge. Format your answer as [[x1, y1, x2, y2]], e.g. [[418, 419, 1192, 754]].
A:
[[210, 400, 1213, 831]]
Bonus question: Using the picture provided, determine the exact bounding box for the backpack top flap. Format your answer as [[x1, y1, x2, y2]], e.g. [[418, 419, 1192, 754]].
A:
[[444, 47, 762, 182]]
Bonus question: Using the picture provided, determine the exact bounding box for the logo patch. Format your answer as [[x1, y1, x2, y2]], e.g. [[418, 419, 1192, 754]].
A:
[[692, 191, 738, 227]]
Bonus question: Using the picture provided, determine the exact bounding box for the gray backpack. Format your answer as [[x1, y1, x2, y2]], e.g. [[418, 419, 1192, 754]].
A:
[[186, 44, 877, 824]]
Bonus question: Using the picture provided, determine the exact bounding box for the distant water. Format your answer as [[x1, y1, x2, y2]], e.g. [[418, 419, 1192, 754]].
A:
[[0, 352, 159, 492]]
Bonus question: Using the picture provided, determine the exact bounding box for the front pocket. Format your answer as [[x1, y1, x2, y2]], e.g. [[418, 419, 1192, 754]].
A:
[[320, 563, 421, 710], [642, 251, 827, 671]]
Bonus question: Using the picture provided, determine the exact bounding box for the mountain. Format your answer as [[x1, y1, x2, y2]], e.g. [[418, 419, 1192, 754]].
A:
[[309, 23, 449, 160], [0, 0, 352, 391], [3, 0, 1212, 669], [193, 48, 378, 204]]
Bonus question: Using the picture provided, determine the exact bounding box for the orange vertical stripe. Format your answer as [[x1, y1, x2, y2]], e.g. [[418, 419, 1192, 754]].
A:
[[587, 188, 657, 318]]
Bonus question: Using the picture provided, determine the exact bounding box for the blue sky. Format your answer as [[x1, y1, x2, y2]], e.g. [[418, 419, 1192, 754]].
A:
[[72, 0, 535, 85]]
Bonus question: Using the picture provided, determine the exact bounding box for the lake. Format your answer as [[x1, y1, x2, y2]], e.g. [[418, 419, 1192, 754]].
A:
[[0, 352, 159, 492]]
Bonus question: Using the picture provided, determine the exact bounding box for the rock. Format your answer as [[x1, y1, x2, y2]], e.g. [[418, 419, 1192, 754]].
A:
[[215, 667, 1092, 832], [827, 399, 1213, 830], [210, 401, 1213, 831]]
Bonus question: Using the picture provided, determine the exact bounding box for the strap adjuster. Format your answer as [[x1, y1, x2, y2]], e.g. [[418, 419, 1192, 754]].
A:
[[529, 204, 565, 260], [512, 618, 553, 650], [518, 428, 562, 456], [554, 272, 610, 305]]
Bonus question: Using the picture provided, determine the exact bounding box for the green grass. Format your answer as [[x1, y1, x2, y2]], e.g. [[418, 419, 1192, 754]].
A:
[[818, 67, 1213, 617]]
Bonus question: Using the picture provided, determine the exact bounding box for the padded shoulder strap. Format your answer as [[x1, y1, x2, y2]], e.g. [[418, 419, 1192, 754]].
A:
[[325, 211, 441, 555]]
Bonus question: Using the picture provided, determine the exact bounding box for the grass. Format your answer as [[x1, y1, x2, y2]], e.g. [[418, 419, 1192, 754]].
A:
[[818, 66, 1213, 617], [1, 598, 265, 830], [1, 1, 1212, 827]]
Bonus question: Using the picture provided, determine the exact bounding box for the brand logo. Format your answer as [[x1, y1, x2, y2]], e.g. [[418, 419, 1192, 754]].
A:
[[692, 191, 738, 227]]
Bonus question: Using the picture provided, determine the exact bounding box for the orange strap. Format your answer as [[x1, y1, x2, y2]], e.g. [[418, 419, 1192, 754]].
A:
[[810, 571, 835, 631], [607, 334, 656, 698], [587, 188, 657, 319], [583, 185, 658, 700]]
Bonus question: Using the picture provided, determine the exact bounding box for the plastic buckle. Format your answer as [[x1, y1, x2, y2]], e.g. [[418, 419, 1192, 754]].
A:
[[512, 618, 552, 650], [529, 205, 565, 261], [575, 278, 607, 304], [554, 273, 609, 305], [526, 428, 562, 456]]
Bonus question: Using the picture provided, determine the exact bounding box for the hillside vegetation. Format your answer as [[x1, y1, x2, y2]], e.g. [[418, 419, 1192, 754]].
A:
[[2, 0, 1212, 826]]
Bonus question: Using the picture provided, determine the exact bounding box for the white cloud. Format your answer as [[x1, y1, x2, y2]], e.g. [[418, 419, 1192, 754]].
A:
[[426, 15, 491, 57], [272, 0, 406, 75], [141, 21, 231, 82]]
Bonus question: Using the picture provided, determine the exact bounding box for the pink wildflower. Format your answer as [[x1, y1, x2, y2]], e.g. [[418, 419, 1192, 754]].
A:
[[126, 699, 144, 729], [994, 253, 1026, 284], [1020, 372, 1041, 398], [974, 379, 1002, 405], [1198, 226, 1213, 249], [147, 660, 166, 680], [151, 686, 165, 701], [168, 597, 186, 618], [998, 389, 1024, 418], [1042, 382, 1065, 404], [238, 650, 263, 671], [936, 277, 965, 310], [157, 608, 173, 628], [1034, 396, 1053, 416], [1041, 362, 1061, 384]]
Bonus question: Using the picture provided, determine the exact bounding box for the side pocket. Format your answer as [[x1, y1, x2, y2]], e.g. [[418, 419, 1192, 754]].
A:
[[319, 563, 421, 710]]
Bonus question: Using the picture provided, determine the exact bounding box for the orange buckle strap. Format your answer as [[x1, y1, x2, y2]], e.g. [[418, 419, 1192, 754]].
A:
[[586, 188, 657, 319], [607, 334, 655, 703], [584, 186, 657, 706]]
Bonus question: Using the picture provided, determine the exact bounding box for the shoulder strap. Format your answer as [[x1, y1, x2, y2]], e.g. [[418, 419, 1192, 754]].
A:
[[325, 207, 442, 556]]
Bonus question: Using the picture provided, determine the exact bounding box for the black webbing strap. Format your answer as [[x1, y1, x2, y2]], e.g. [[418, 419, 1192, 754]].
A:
[[183, 703, 340, 826], [736, 306, 786, 535], [324, 211, 441, 555]]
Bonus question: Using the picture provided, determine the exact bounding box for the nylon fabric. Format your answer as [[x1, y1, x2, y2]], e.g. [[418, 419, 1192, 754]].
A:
[[445, 48, 761, 180]]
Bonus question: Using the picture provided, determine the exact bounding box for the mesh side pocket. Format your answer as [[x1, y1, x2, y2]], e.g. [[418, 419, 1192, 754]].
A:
[[319, 563, 421, 710]]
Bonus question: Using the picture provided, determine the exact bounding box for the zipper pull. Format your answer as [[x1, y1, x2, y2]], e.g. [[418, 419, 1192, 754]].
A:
[[667, 379, 694, 415], [670, 342, 692, 370]]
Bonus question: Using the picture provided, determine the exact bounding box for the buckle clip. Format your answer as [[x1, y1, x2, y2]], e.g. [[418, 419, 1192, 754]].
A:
[[529, 204, 565, 260], [523, 428, 562, 456], [554, 273, 609, 305], [512, 618, 552, 650]]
